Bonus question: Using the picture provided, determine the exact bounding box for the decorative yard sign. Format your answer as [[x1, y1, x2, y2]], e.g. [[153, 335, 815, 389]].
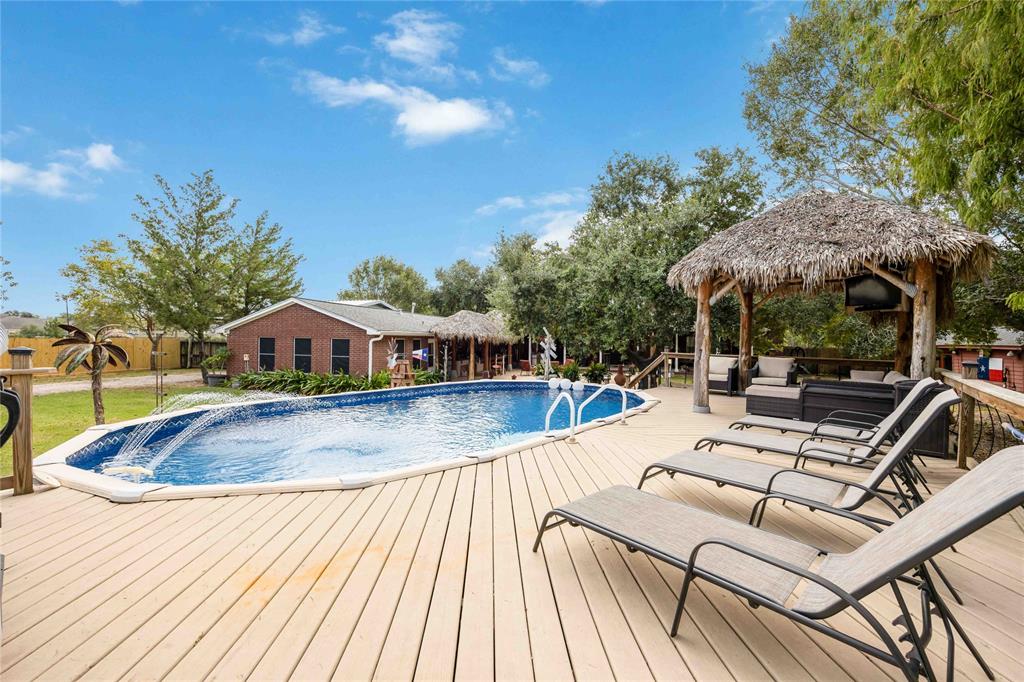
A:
[[540, 327, 557, 378]]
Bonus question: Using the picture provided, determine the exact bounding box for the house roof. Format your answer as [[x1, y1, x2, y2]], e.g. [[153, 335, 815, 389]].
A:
[[215, 297, 443, 336], [938, 327, 1023, 348]]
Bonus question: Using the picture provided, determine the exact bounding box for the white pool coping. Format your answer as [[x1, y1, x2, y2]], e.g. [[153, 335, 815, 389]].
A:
[[33, 380, 660, 503]]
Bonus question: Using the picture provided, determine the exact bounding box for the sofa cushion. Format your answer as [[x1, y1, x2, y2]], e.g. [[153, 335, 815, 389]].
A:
[[745, 385, 801, 399], [751, 376, 788, 386], [757, 356, 794, 379], [708, 372, 730, 382], [709, 355, 738, 374], [849, 369, 885, 382], [883, 370, 910, 385]]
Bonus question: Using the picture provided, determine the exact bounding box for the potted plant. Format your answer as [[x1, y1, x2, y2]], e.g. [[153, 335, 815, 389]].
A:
[[201, 348, 231, 386]]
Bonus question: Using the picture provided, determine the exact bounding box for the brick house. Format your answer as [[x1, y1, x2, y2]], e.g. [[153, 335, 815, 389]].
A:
[[216, 298, 444, 377], [938, 327, 1023, 392]]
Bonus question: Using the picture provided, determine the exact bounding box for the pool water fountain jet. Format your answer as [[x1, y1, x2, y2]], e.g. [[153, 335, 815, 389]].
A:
[[107, 391, 289, 472]]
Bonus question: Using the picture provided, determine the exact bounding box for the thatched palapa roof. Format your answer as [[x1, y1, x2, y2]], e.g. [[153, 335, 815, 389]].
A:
[[430, 309, 513, 343], [667, 190, 995, 296]]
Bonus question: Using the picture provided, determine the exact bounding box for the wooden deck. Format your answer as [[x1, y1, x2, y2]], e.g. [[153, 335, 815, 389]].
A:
[[2, 388, 1022, 681]]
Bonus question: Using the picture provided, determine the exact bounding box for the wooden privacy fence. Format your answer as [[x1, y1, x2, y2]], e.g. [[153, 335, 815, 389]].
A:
[[0, 336, 184, 374], [939, 369, 1024, 468]]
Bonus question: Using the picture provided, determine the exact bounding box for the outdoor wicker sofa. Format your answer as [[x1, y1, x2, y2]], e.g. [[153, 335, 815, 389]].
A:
[[534, 445, 1023, 681], [707, 355, 739, 396]]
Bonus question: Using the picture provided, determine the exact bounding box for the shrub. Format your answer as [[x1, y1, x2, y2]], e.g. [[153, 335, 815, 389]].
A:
[[414, 368, 444, 385], [534, 363, 559, 377], [235, 368, 390, 396], [200, 348, 231, 372], [561, 360, 581, 382], [584, 362, 607, 383]]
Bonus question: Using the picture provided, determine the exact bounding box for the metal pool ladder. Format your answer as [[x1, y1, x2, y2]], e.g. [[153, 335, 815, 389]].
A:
[[545, 391, 577, 443], [577, 383, 629, 426]]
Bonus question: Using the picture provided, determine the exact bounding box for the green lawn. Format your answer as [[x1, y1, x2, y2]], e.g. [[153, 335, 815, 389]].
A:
[[1, 386, 240, 476]]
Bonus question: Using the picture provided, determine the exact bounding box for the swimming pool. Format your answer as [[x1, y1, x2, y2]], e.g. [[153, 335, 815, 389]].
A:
[[38, 381, 656, 501]]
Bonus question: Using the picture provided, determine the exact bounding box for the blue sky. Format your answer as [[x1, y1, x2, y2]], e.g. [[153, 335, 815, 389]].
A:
[[1, 1, 795, 316]]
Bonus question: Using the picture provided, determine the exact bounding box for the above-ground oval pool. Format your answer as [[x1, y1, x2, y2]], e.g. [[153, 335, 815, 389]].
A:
[[39, 381, 656, 501]]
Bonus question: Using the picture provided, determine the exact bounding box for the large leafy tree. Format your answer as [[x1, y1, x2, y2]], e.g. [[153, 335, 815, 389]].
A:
[[836, 0, 1024, 228], [584, 151, 684, 223], [226, 212, 304, 319], [127, 171, 236, 374], [431, 259, 493, 315], [744, 1, 914, 202], [340, 255, 432, 312], [60, 239, 167, 369], [683, 146, 766, 235], [487, 233, 566, 339]]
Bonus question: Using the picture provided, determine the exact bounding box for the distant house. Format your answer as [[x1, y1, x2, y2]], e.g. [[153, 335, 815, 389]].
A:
[[938, 327, 1023, 391], [216, 298, 443, 377]]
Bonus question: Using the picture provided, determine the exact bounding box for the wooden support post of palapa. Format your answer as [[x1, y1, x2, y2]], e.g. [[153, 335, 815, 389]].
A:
[[692, 278, 712, 413], [910, 259, 937, 379]]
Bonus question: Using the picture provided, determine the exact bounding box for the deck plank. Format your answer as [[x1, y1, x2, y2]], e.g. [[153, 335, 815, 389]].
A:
[[1, 388, 1021, 681]]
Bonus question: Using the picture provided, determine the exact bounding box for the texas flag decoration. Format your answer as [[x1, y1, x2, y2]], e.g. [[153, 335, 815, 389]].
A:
[[412, 348, 429, 363]]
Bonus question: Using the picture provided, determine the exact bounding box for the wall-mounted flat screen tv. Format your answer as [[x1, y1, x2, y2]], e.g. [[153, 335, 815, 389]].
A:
[[844, 273, 902, 311]]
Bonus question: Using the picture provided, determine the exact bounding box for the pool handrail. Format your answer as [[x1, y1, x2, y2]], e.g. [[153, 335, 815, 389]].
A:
[[545, 390, 577, 443], [577, 383, 629, 426]]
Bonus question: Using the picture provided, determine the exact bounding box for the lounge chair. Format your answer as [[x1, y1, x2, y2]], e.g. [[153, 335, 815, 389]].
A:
[[730, 377, 938, 443], [693, 385, 953, 480], [639, 389, 963, 602], [533, 445, 1023, 681]]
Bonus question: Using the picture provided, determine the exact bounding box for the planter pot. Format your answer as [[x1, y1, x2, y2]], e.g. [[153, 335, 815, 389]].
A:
[[613, 366, 627, 386], [206, 374, 227, 387]]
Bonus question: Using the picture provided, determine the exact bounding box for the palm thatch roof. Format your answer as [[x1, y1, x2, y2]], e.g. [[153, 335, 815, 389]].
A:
[[667, 190, 996, 296], [430, 309, 510, 343]]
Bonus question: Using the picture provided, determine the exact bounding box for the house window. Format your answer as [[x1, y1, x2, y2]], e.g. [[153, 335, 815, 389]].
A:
[[258, 337, 275, 371], [412, 339, 422, 367], [331, 339, 350, 375], [395, 339, 406, 359], [294, 338, 312, 372]]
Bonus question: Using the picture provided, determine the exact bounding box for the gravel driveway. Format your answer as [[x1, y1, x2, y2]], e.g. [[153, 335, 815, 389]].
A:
[[34, 369, 205, 396]]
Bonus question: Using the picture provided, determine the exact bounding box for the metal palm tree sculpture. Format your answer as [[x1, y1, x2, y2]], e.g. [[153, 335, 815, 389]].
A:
[[52, 324, 130, 424]]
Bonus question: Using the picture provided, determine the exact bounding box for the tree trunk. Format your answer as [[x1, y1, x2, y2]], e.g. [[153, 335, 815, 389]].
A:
[[910, 260, 937, 379], [91, 347, 105, 425], [146, 321, 159, 371], [738, 287, 754, 391], [196, 334, 209, 381], [692, 279, 713, 413]]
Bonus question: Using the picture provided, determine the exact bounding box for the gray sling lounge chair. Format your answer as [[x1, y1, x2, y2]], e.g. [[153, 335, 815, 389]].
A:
[[534, 446, 1024, 682], [731, 377, 938, 443], [639, 389, 958, 528]]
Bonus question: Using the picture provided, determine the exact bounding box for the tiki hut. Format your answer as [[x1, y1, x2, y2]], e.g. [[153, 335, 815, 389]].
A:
[[667, 190, 996, 413], [430, 310, 510, 379]]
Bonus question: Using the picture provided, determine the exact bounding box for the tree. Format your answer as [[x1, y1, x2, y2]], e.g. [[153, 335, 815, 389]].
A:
[[486, 233, 564, 339], [127, 171, 236, 377], [226, 212, 304, 319], [431, 259, 493, 315], [60, 239, 167, 369], [52, 324, 130, 424], [683, 146, 766, 235], [744, 2, 915, 203], [340, 256, 432, 312], [0, 256, 14, 306], [835, 0, 1024, 228], [584, 152, 684, 223]]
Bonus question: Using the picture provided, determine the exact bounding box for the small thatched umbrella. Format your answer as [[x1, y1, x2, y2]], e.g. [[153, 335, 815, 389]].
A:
[[430, 310, 508, 379], [667, 190, 996, 412]]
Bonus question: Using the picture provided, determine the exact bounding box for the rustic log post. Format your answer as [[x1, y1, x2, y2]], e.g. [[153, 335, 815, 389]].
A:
[[9, 347, 35, 495], [738, 287, 754, 391], [956, 392, 975, 469], [662, 351, 670, 388], [469, 337, 476, 380], [484, 340, 491, 379], [910, 259, 937, 379], [692, 279, 713, 413]]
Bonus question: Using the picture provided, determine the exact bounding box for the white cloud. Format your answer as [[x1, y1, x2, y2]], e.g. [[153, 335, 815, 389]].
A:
[[83, 143, 124, 170], [296, 69, 512, 145], [531, 189, 585, 207], [1, 125, 35, 145], [2, 141, 124, 199], [489, 48, 550, 88], [374, 10, 469, 83], [521, 209, 585, 247], [262, 10, 343, 47], [475, 195, 525, 215], [0, 159, 76, 198]]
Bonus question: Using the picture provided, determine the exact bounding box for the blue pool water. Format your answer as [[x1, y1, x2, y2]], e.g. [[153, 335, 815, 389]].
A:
[[68, 382, 644, 486]]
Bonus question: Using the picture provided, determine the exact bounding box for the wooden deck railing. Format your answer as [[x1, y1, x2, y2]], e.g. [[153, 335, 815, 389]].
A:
[[938, 369, 1024, 468], [627, 352, 693, 388]]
